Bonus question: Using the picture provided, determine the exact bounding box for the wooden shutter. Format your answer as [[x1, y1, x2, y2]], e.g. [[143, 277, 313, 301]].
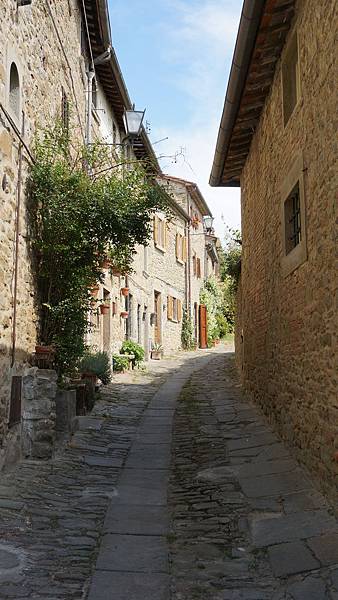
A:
[[197, 257, 201, 278], [175, 233, 179, 260], [177, 299, 182, 322], [167, 296, 173, 320], [153, 215, 158, 244], [193, 254, 196, 276], [164, 221, 167, 249], [183, 237, 187, 262]]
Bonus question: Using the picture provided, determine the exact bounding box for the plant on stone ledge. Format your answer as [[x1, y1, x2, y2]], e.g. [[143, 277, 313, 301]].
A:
[[27, 121, 170, 374]]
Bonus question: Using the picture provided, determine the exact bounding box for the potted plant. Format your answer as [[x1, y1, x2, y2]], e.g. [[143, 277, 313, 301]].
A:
[[112, 354, 130, 373], [120, 340, 145, 369], [79, 351, 111, 385], [121, 287, 129, 297], [120, 310, 129, 319], [151, 343, 163, 360]]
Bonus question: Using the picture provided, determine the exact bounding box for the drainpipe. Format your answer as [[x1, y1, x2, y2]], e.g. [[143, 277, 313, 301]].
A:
[[85, 69, 95, 146], [11, 113, 25, 367]]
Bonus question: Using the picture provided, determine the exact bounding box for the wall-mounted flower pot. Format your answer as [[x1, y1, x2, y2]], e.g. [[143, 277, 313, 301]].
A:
[[120, 311, 129, 319], [112, 267, 122, 276], [121, 287, 129, 297], [90, 284, 100, 295], [100, 304, 110, 315]]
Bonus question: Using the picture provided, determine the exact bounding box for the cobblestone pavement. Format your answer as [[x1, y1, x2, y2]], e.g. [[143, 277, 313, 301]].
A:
[[0, 346, 337, 600], [0, 350, 201, 599], [168, 351, 338, 600]]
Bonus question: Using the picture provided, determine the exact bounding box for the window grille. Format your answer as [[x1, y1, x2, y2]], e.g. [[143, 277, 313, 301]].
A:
[[284, 182, 301, 254]]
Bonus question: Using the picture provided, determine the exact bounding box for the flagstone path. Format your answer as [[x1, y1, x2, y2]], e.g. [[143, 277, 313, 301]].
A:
[[0, 346, 336, 599]]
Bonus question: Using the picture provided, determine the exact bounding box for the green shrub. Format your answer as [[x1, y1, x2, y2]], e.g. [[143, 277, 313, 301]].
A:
[[216, 313, 228, 339], [120, 340, 145, 367], [79, 351, 111, 384], [181, 309, 195, 350], [112, 354, 130, 372]]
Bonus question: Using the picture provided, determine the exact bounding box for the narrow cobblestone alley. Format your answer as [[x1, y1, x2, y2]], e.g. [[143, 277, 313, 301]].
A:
[[0, 347, 337, 600]]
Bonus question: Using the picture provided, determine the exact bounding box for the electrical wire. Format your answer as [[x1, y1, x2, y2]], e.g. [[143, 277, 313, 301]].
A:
[[44, 0, 85, 142]]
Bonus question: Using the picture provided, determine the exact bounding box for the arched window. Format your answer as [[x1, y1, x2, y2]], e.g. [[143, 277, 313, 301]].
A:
[[9, 62, 20, 119]]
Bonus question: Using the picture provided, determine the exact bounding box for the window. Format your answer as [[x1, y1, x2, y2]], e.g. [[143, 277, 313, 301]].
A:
[[92, 78, 97, 109], [280, 153, 307, 277], [167, 296, 182, 322], [153, 215, 166, 250], [282, 30, 300, 126], [61, 87, 69, 133], [176, 233, 186, 263], [9, 62, 20, 119], [284, 182, 301, 255]]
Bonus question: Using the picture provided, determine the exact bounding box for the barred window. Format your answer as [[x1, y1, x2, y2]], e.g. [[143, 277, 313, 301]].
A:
[[284, 182, 301, 254]]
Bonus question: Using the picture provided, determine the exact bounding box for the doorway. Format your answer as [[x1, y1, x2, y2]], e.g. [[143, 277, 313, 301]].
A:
[[154, 291, 162, 345]]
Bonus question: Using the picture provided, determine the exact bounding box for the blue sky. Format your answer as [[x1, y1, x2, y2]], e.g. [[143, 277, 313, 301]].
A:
[[108, 0, 242, 239]]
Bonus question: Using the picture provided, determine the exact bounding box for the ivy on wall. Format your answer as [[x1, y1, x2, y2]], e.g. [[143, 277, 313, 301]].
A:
[[27, 122, 170, 373]]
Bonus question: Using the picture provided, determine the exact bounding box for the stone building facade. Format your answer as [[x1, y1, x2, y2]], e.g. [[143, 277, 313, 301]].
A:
[[211, 0, 337, 501], [0, 0, 157, 468], [0, 0, 87, 468]]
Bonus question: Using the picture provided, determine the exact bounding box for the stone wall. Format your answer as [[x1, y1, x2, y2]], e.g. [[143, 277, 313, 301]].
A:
[[22, 368, 57, 459], [238, 0, 337, 500], [0, 0, 86, 466]]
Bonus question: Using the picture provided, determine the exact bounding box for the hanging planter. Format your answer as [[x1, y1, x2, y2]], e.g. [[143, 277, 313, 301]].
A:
[[112, 267, 122, 276], [100, 304, 110, 315], [121, 287, 129, 297], [120, 311, 129, 319]]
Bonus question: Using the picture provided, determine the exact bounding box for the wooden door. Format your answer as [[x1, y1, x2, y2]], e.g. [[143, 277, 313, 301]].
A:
[[199, 304, 207, 349], [154, 291, 161, 344]]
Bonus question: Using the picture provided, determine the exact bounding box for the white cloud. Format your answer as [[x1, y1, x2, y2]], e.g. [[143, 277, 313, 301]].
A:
[[151, 0, 242, 240]]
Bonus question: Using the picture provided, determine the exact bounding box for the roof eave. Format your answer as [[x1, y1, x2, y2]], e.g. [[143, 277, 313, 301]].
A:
[[209, 0, 266, 187]]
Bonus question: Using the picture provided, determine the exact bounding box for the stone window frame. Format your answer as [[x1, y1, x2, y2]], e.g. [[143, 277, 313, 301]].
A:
[[281, 27, 301, 128], [280, 152, 307, 277], [5, 47, 22, 127]]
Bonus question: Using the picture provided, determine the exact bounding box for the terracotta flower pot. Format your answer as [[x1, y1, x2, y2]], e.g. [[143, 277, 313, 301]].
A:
[[100, 304, 110, 315], [121, 287, 129, 297], [151, 350, 162, 360], [120, 311, 129, 319]]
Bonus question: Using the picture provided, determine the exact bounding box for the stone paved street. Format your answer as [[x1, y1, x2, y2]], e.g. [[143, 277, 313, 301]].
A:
[[0, 346, 337, 599]]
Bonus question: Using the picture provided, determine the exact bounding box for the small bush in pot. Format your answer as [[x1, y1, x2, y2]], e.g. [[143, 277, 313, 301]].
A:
[[120, 340, 145, 368], [112, 354, 130, 373], [79, 351, 111, 384]]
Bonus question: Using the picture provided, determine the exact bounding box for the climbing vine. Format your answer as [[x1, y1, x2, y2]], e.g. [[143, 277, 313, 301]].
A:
[[27, 122, 170, 373]]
